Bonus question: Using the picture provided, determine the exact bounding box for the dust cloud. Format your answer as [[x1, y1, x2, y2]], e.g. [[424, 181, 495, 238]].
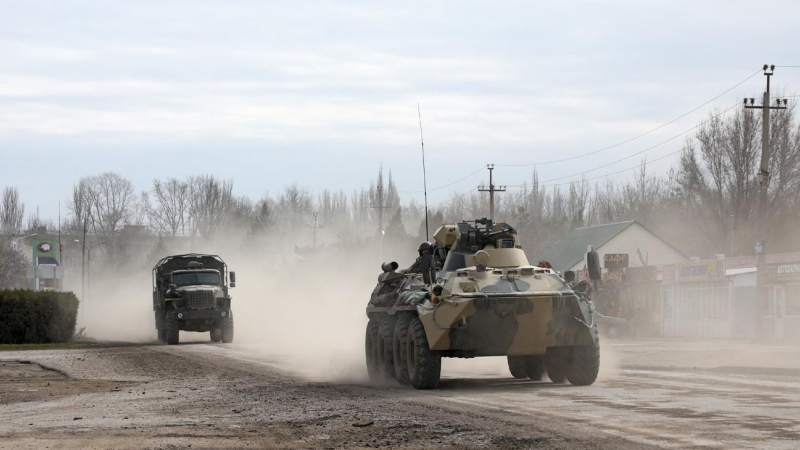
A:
[[72, 238, 620, 385]]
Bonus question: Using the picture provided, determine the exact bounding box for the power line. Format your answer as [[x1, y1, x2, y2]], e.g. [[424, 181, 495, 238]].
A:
[[398, 166, 484, 194], [504, 102, 741, 187], [496, 69, 761, 168]]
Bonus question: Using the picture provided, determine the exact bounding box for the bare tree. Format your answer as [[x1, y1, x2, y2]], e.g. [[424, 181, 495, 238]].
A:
[[149, 178, 191, 236], [1, 187, 25, 234], [84, 172, 139, 237], [188, 175, 235, 239]]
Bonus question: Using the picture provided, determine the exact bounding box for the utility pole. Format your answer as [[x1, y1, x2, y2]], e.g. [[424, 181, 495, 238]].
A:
[[478, 164, 506, 222], [744, 64, 788, 340], [370, 185, 392, 235], [305, 212, 323, 248], [86, 241, 105, 304], [81, 218, 87, 302]]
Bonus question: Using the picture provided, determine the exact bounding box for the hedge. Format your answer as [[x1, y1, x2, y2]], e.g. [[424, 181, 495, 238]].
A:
[[0, 290, 79, 344]]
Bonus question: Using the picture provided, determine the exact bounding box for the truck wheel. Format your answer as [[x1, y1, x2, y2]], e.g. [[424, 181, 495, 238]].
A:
[[155, 310, 166, 342], [392, 317, 411, 385], [567, 329, 600, 386], [545, 347, 569, 384], [165, 314, 180, 345], [220, 316, 234, 344], [507, 356, 528, 379], [524, 356, 546, 381], [365, 319, 380, 382], [210, 328, 222, 342], [377, 319, 395, 380], [406, 317, 441, 389]]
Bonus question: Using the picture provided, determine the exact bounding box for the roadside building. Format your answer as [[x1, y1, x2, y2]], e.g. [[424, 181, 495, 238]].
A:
[[541, 221, 687, 336], [660, 252, 800, 340], [541, 221, 688, 274]]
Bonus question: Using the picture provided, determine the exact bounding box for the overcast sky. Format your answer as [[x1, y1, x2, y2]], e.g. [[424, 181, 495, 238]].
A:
[[2, 1, 800, 221]]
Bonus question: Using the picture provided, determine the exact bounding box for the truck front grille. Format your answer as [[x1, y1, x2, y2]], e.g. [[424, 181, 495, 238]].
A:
[[186, 291, 215, 310]]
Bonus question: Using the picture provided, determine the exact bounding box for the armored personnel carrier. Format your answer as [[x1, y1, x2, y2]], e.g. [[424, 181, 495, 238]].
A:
[[365, 219, 599, 389], [152, 253, 236, 345]]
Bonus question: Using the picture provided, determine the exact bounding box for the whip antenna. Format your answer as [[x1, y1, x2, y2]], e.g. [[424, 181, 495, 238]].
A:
[[418, 103, 429, 241]]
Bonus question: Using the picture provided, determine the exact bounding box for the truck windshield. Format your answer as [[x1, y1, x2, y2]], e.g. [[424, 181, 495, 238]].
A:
[[173, 272, 220, 286]]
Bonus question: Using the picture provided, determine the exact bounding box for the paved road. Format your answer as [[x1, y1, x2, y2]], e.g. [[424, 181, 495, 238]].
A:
[[170, 338, 800, 449]]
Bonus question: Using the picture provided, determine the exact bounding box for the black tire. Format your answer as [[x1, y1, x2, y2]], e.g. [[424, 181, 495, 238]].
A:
[[210, 328, 222, 342], [377, 319, 396, 380], [393, 317, 411, 385], [523, 356, 546, 381], [545, 348, 569, 384], [567, 329, 600, 386], [507, 356, 528, 379], [165, 314, 180, 345], [155, 311, 166, 343], [406, 317, 441, 389], [365, 319, 380, 382], [220, 316, 234, 344]]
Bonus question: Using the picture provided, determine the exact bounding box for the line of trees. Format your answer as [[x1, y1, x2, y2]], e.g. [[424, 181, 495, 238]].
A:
[[3, 104, 800, 275]]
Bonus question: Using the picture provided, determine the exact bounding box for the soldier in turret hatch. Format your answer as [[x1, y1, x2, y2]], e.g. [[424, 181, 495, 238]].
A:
[[406, 241, 442, 281]]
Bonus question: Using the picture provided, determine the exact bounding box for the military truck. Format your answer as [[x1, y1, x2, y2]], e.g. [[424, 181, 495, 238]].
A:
[[365, 219, 599, 389], [152, 253, 236, 345]]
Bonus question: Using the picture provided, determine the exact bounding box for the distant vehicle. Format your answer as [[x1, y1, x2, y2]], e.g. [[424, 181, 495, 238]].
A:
[[152, 254, 236, 345], [365, 219, 600, 389], [594, 312, 628, 339], [566, 276, 629, 340]]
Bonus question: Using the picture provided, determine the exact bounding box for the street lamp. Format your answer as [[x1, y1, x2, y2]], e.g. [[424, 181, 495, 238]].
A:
[[86, 241, 106, 304], [12, 233, 37, 289]]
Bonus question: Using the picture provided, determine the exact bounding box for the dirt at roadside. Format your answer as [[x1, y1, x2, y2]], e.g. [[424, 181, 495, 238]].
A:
[[0, 345, 647, 450]]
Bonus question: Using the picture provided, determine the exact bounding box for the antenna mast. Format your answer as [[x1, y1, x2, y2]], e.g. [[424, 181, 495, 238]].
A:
[[418, 103, 429, 240]]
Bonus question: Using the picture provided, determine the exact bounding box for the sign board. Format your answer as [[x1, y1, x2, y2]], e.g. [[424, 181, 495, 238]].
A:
[[603, 253, 629, 269], [776, 263, 800, 277], [26, 266, 65, 279], [32, 239, 59, 265]]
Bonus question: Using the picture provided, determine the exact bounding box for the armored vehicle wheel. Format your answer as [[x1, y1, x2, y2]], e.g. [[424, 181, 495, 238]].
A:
[[165, 314, 180, 345], [365, 319, 380, 382], [210, 328, 222, 342], [220, 316, 234, 344], [157, 326, 166, 343], [545, 348, 569, 384], [392, 317, 411, 385], [405, 317, 441, 389], [567, 331, 600, 386], [523, 356, 546, 381], [377, 319, 396, 380], [507, 356, 528, 379]]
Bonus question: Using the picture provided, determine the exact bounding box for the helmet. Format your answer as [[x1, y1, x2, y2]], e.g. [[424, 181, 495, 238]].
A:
[[418, 241, 434, 253]]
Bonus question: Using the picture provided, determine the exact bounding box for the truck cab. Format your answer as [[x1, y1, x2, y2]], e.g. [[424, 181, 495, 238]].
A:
[[152, 254, 236, 345]]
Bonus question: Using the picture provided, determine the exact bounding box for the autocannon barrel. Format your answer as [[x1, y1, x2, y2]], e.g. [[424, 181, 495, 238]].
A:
[[381, 261, 399, 272]]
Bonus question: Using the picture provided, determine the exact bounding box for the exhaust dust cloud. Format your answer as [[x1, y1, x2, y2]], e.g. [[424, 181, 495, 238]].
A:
[[73, 237, 619, 385]]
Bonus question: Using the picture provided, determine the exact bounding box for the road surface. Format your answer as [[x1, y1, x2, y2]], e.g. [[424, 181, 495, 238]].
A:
[[1, 338, 799, 449]]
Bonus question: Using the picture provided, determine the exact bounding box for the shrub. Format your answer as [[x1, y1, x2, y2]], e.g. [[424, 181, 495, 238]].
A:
[[0, 290, 79, 344]]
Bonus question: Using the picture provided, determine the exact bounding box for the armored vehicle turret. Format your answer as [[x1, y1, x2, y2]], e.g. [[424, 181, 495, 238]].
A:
[[152, 254, 236, 345], [365, 219, 599, 389]]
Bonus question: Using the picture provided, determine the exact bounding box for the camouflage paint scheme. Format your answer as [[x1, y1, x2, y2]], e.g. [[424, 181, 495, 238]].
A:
[[367, 220, 596, 358]]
